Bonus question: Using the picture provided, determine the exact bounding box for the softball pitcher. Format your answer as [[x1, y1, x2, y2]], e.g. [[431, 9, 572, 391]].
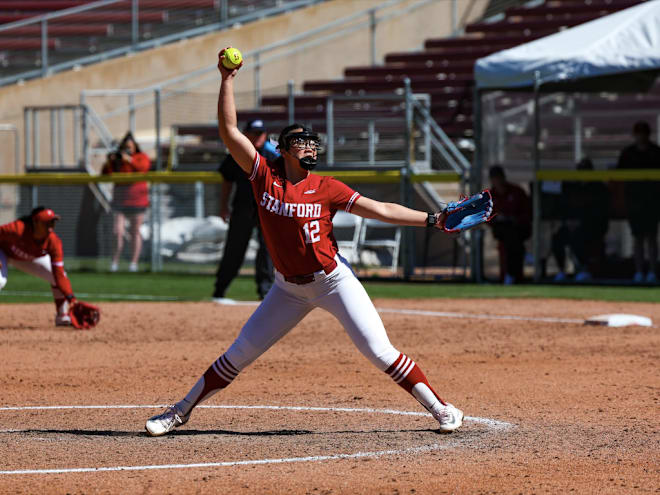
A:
[[146, 48, 466, 436]]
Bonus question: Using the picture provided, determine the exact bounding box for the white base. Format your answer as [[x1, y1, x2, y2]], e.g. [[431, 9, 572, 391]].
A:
[[212, 297, 237, 305], [584, 313, 652, 327]]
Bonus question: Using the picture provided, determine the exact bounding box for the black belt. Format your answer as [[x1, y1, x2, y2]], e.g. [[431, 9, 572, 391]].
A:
[[284, 259, 338, 285]]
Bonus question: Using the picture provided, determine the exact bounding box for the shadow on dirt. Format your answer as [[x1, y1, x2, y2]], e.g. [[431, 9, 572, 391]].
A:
[[8, 427, 446, 437]]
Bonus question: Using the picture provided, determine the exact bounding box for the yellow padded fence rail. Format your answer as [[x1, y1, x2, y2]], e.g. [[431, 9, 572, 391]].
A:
[[4, 170, 658, 185], [536, 169, 660, 181], [0, 171, 462, 185]]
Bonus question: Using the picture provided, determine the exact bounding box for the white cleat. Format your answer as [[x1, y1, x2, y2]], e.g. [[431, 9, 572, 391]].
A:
[[430, 402, 464, 432], [55, 314, 72, 327], [145, 405, 190, 437]]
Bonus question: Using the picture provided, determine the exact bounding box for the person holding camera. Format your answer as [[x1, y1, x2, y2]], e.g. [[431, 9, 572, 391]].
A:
[[101, 132, 151, 272]]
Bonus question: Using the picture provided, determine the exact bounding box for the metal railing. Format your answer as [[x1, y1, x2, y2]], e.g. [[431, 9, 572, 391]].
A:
[[79, 0, 447, 123], [482, 91, 660, 167], [0, 0, 327, 87], [24, 105, 84, 169], [410, 91, 471, 174]]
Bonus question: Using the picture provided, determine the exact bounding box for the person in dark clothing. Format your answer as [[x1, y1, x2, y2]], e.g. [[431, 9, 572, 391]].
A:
[[488, 165, 532, 284], [212, 120, 278, 302], [617, 121, 660, 283], [551, 158, 610, 282]]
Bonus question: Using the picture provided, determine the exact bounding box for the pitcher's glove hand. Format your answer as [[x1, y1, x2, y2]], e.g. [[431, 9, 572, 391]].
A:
[[69, 300, 101, 330], [436, 190, 494, 233]]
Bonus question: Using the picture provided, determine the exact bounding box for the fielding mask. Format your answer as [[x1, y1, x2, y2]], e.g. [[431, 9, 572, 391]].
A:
[[284, 131, 320, 170]]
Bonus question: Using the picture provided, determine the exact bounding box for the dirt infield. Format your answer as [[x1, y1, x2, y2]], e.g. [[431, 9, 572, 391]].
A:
[[1, 298, 658, 494]]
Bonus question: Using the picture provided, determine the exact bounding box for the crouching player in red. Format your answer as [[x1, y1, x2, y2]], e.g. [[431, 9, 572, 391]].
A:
[[0, 207, 78, 326], [145, 48, 464, 436]]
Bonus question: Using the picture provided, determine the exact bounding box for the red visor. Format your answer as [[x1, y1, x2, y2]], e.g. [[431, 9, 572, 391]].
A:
[[33, 209, 61, 223]]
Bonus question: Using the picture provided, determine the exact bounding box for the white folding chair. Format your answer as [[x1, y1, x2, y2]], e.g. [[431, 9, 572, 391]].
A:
[[358, 218, 402, 273], [332, 211, 362, 264]]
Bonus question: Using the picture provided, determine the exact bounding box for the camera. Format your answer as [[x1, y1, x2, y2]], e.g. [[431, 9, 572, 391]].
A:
[[106, 146, 132, 172]]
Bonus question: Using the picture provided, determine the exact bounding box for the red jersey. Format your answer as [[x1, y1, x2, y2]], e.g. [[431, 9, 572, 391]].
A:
[[102, 152, 151, 208], [0, 219, 73, 297], [491, 182, 532, 226], [249, 153, 360, 277]]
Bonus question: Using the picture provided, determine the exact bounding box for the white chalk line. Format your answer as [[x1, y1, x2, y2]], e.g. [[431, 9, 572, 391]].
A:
[[210, 300, 585, 324], [0, 404, 512, 475], [4, 293, 651, 326], [0, 295, 616, 325], [0, 443, 449, 475], [375, 307, 585, 324]]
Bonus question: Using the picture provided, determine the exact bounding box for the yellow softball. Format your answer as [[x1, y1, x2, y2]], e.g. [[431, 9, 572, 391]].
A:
[[222, 47, 243, 70]]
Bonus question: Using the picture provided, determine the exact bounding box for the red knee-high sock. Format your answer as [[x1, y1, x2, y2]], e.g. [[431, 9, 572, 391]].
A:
[[385, 353, 446, 407], [177, 354, 239, 415]]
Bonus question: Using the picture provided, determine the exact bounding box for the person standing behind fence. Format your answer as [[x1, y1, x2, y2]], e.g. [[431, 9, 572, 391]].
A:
[[616, 121, 660, 284], [102, 132, 151, 273], [488, 165, 532, 284], [212, 120, 277, 302], [551, 158, 610, 283]]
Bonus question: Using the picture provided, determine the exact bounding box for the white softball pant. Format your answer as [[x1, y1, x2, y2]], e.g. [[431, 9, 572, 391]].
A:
[[0, 249, 66, 298], [225, 255, 400, 372]]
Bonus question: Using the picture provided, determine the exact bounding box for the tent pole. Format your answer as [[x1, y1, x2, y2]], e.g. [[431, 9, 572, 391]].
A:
[[471, 86, 484, 283], [532, 72, 542, 283]]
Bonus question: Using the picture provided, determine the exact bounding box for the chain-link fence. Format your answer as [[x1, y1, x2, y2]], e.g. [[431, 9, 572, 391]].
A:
[[4, 173, 470, 281], [480, 85, 660, 283]]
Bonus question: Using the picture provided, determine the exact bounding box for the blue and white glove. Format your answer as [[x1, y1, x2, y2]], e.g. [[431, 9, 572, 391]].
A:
[[440, 190, 494, 233]]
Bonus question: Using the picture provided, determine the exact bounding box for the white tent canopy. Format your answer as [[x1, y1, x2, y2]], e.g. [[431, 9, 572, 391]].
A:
[[474, 0, 660, 90]]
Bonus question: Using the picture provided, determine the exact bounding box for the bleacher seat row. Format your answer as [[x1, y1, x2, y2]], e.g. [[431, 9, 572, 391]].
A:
[[233, 0, 650, 144]]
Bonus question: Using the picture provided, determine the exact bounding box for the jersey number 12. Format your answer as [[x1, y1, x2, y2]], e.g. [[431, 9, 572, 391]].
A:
[[303, 220, 320, 244]]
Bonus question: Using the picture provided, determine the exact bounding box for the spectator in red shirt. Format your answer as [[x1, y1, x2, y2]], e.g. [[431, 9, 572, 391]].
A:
[[488, 165, 532, 284], [102, 132, 151, 272], [0, 207, 77, 326]]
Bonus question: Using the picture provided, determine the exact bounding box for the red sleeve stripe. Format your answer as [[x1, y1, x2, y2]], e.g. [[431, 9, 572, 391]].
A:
[[248, 152, 260, 182], [345, 192, 360, 212], [52, 261, 64, 267]]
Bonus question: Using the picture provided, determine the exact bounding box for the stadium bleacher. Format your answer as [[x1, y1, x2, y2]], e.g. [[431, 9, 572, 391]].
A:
[[5, 0, 657, 169], [233, 0, 650, 148], [0, 0, 310, 77]]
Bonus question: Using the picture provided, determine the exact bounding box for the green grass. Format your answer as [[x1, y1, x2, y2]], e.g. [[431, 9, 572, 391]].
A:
[[362, 281, 660, 303], [1, 269, 659, 303]]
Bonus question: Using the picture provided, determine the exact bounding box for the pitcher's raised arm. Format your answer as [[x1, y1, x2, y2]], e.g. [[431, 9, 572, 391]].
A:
[[217, 47, 256, 175]]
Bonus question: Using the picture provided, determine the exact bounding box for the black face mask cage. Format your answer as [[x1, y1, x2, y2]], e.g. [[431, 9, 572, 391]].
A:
[[283, 131, 320, 151]]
